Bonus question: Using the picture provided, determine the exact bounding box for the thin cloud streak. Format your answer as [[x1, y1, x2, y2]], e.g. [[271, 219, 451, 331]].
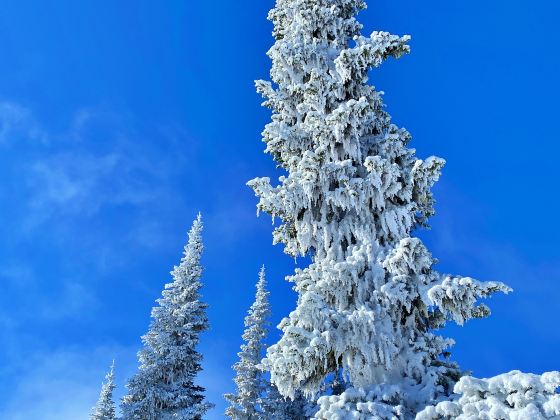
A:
[[0, 344, 137, 420], [0, 101, 47, 144]]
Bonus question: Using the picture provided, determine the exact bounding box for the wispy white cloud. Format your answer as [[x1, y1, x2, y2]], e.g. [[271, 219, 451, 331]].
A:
[[0, 101, 47, 144], [0, 344, 137, 420], [27, 150, 154, 219], [0, 265, 35, 287], [0, 264, 97, 324], [40, 279, 99, 321], [0, 103, 197, 257], [0, 102, 200, 323], [23, 110, 176, 224]]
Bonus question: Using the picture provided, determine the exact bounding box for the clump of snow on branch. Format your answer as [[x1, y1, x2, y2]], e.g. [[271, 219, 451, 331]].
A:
[[248, 0, 511, 416], [417, 370, 560, 419]]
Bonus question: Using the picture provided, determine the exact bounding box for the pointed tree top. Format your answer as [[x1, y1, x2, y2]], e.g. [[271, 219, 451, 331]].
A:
[[225, 266, 275, 419], [91, 360, 117, 420], [190, 212, 203, 237], [121, 212, 212, 419], [172, 213, 204, 277], [258, 265, 266, 285]]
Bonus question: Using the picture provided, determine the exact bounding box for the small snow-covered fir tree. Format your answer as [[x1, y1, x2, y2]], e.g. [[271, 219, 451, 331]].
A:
[[121, 214, 213, 420], [225, 266, 310, 419], [248, 0, 512, 416], [91, 361, 116, 420], [225, 266, 272, 419]]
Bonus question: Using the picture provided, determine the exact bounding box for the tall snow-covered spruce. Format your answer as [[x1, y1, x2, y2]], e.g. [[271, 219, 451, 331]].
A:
[[248, 0, 511, 417], [121, 214, 213, 420], [225, 266, 309, 419], [91, 361, 116, 420]]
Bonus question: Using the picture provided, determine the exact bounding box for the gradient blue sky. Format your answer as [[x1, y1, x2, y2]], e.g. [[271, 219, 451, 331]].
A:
[[0, 1, 558, 418]]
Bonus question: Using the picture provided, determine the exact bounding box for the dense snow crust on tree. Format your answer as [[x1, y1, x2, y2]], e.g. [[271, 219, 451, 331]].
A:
[[91, 361, 116, 420], [121, 215, 212, 420], [417, 370, 560, 420], [225, 266, 311, 419], [248, 0, 512, 416]]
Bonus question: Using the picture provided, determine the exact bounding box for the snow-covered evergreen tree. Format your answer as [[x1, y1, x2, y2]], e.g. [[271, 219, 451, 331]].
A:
[[225, 266, 309, 419], [248, 0, 511, 416], [91, 361, 116, 420], [263, 385, 313, 419], [225, 266, 272, 419], [121, 214, 213, 420]]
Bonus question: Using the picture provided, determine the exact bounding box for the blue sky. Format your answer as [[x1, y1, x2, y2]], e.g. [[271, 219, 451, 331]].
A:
[[0, 0, 558, 418]]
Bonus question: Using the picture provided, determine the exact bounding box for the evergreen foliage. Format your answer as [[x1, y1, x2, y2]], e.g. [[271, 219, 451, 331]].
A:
[[263, 385, 312, 419], [248, 0, 511, 416], [417, 371, 560, 419], [91, 361, 116, 420], [225, 266, 309, 419], [225, 266, 272, 419], [121, 214, 212, 420]]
